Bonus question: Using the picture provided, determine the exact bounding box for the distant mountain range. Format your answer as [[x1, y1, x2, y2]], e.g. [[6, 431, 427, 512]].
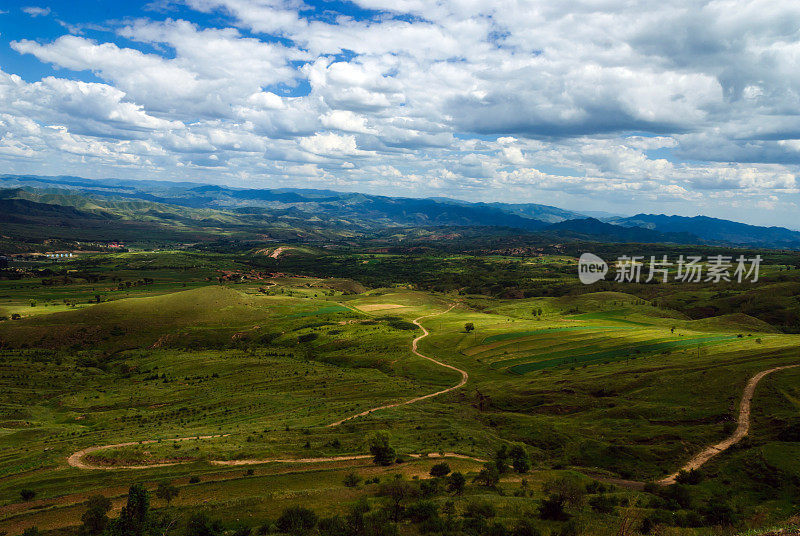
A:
[[1, 174, 799, 250]]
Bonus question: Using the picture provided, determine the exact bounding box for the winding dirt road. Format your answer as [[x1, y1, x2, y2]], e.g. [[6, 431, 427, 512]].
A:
[[327, 304, 466, 427], [67, 304, 471, 470], [659, 363, 799, 485], [67, 302, 791, 482]]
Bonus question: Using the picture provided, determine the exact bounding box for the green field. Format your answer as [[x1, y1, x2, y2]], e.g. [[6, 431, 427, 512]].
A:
[[1, 250, 800, 536]]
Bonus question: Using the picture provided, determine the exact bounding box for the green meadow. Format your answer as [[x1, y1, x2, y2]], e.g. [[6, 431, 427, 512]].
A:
[[1, 251, 799, 536]]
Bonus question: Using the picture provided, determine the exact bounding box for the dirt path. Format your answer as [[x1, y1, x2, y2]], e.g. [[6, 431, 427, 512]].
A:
[[67, 304, 470, 470], [659, 363, 799, 485], [327, 304, 466, 426], [67, 435, 230, 470]]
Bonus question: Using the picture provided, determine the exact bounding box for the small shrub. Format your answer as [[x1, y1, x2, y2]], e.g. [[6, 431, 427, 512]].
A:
[[429, 462, 451, 478], [343, 471, 361, 488]]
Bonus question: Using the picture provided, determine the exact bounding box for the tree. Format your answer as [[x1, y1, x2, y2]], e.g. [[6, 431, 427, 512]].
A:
[[429, 462, 451, 478], [464, 322, 475, 333], [80, 494, 112, 535], [473, 462, 500, 487], [155, 481, 179, 506], [462, 499, 496, 534], [542, 476, 585, 508], [447, 472, 466, 495], [494, 445, 509, 474], [368, 431, 396, 466], [378, 479, 417, 522], [106, 484, 150, 536], [539, 495, 567, 521], [185, 513, 224, 536], [701, 494, 737, 526], [343, 471, 361, 488], [405, 500, 438, 523], [508, 444, 530, 473], [19, 488, 36, 501], [276, 506, 318, 535]]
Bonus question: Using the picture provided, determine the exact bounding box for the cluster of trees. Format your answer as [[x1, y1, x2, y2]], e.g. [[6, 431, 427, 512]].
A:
[[472, 444, 532, 488], [58, 475, 543, 536], [275, 473, 541, 536], [21, 461, 748, 536]]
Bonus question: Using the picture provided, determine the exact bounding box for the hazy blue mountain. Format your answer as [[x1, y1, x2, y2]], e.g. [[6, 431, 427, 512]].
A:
[[2, 174, 800, 249], [609, 214, 800, 249], [429, 197, 583, 223], [543, 218, 699, 245]]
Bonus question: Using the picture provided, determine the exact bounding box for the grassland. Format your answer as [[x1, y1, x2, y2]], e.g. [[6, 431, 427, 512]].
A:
[[0, 251, 799, 536]]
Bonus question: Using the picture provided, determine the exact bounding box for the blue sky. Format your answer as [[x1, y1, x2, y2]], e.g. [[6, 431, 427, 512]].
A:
[[1, 0, 799, 226]]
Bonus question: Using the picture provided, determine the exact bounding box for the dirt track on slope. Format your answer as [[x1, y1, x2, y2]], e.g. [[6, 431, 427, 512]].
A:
[[327, 304, 466, 426], [659, 363, 799, 485], [66, 435, 230, 470], [67, 304, 790, 483], [67, 304, 470, 470]]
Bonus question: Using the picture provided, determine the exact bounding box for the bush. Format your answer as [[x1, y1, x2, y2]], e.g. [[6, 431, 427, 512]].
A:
[[297, 333, 318, 344], [343, 471, 361, 488], [463, 500, 496, 520], [675, 468, 703, 485], [189, 475, 201, 484], [405, 500, 439, 523], [368, 431, 396, 466], [430, 462, 451, 477], [387, 319, 417, 330], [494, 445, 509, 473], [185, 513, 224, 536], [419, 479, 441, 498], [318, 516, 348, 536], [473, 462, 500, 487], [701, 494, 737, 526], [661, 484, 694, 510], [588, 494, 617, 514], [542, 476, 584, 507], [447, 472, 466, 494], [81, 494, 112, 535], [155, 481, 179, 505], [276, 506, 318, 535], [19, 488, 36, 501], [509, 444, 531, 473], [539, 495, 567, 521], [585, 480, 606, 494], [511, 519, 542, 536]]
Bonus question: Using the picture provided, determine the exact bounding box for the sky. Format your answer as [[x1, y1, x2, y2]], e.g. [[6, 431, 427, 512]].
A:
[[0, 1, 799, 226]]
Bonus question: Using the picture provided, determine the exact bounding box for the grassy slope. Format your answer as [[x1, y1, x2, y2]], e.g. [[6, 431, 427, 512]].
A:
[[1, 260, 799, 534]]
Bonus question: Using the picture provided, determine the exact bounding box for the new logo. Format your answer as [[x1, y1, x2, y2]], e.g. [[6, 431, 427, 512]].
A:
[[578, 253, 608, 284]]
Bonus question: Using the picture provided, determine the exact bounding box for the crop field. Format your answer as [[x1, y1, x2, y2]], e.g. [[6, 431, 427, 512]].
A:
[[1, 251, 799, 535]]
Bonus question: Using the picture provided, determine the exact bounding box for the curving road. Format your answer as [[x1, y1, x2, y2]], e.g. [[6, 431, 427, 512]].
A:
[[327, 304, 466, 427], [69, 302, 790, 481], [659, 363, 799, 485], [68, 304, 470, 470]]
